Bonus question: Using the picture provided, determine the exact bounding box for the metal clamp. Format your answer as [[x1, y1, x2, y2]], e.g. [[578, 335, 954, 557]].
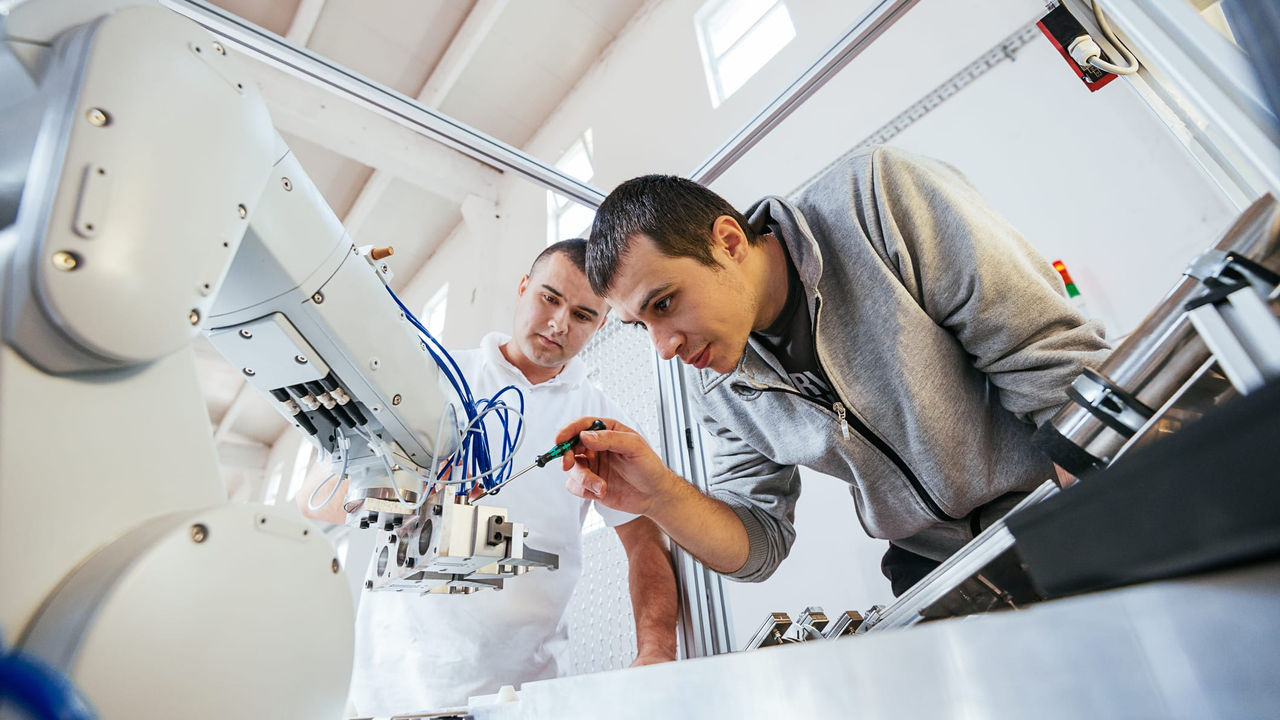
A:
[[1066, 368, 1156, 438]]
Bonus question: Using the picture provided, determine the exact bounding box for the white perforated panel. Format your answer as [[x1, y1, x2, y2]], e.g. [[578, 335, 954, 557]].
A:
[[563, 316, 661, 674]]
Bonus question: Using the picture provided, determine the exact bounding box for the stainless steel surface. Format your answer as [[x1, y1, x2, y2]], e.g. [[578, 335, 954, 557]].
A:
[[470, 562, 1280, 720], [343, 485, 420, 513], [689, 0, 920, 185], [1045, 194, 1280, 467], [1068, 371, 1152, 435], [160, 0, 607, 209]]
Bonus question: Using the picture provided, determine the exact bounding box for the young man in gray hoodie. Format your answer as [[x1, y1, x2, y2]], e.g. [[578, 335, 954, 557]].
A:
[[554, 146, 1110, 594]]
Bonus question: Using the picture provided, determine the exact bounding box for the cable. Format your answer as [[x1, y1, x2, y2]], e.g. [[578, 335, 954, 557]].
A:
[[436, 402, 526, 486], [1089, 1, 1139, 75], [308, 428, 351, 513], [367, 283, 529, 501], [351, 426, 432, 511], [1069, 1, 1140, 76]]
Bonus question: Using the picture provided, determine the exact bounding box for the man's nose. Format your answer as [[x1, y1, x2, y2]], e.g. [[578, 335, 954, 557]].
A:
[[652, 326, 682, 361], [548, 307, 568, 332]]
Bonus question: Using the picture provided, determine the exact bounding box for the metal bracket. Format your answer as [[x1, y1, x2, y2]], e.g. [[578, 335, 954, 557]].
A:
[[1186, 282, 1280, 394]]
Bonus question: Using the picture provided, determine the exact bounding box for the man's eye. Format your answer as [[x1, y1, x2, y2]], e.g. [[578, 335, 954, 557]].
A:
[[575, 312, 591, 322], [627, 321, 647, 331], [654, 296, 672, 313], [543, 294, 557, 304]]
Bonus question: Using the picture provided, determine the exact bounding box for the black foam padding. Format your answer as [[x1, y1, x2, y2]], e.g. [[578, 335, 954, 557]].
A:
[[1031, 421, 1104, 477], [1009, 378, 1280, 598]]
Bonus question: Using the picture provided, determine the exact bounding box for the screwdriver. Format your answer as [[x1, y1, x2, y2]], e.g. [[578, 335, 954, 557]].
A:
[[482, 419, 607, 496]]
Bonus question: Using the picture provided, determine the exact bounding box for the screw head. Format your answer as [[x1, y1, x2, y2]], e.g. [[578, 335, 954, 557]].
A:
[[212, 41, 225, 55], [392, 394, 402, 406], [236, 204, 247, 218], [188, 309, 200, 326], [281, 177, 292, 191], [86, 108, 108, 126], [295, 355, 307, 364], [239, 329, 253, 339], [243, 367, 255, 376], [365, 580, 373, 589], [312, 292, 324, 304], [51, 251, 80, 272], [191, 523, 208, 543], [369, 358, 380, 371], [331, 558, 340, 574]]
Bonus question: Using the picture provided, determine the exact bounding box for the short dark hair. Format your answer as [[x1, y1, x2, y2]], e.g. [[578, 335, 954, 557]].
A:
[[586, 175, 758, 295], [531, 238, 588, 276]]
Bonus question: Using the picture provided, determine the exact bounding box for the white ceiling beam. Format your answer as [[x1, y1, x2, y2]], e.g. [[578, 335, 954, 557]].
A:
[[341, 170, 394, 239], [214, 380, 259, 443], [284, 0, 326, 46], [251, 61, 499, 206], [419, 0, 509, 108], [215, 439, 271, 471], [341, 0, 509, 238]]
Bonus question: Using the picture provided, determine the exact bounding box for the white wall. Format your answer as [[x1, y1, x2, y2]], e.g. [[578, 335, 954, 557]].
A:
[[721, 8, 1239, 335]]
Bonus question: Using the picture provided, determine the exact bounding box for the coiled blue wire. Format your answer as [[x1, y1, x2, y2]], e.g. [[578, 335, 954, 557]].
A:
[[385, 286, 523, 493]]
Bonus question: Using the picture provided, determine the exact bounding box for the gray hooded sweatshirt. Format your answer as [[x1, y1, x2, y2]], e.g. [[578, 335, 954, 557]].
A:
[[691, 146, 1110, 582]]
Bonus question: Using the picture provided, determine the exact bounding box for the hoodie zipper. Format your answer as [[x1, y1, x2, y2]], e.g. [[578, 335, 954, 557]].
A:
[[792, 292, 950, 522], [748, 384, 949, 522]]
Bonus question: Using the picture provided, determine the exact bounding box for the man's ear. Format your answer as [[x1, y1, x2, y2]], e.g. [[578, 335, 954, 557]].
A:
[[516, 274, 530, 297], [711, 215, 750, 263]]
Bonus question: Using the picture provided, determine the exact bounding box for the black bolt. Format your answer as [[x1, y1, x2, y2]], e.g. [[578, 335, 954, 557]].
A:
[[364, 580, 373, 589], [383, 522, 394, 532], [359, 520, 369, 529]]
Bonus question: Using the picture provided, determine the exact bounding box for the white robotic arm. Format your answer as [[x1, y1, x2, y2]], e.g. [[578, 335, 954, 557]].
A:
[[0, 2, 551, 717]]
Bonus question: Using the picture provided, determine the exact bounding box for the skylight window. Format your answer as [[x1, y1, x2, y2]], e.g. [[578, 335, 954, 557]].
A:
[[696, 0, 796, 107], [423, 283, 448, 339], [547, 129, 596, 245]]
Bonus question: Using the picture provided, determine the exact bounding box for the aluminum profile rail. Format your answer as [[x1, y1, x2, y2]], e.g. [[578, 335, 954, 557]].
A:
[[161, 0, 607, 209], [858, 480, 1061, 634], [689, 0, 920, 185], [653, 354, 734, 658]]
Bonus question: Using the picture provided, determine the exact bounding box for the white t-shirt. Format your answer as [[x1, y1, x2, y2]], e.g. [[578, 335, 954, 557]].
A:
[[350, 332, 637, 715]]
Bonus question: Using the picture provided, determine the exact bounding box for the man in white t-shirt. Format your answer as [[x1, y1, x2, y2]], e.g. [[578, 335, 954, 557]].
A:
[[300, 239, 677, 714]]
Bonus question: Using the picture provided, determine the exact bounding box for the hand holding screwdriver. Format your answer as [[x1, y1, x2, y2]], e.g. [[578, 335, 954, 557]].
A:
[[477, 419, 607, 497]]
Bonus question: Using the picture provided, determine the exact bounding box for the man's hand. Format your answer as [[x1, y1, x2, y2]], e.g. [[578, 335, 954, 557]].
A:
[[555, 417, 678, 516], [1053, 463, 1078, 489]]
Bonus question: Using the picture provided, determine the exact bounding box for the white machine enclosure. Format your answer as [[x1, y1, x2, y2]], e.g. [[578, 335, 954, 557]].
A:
[[0, 3, 553, 717]]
